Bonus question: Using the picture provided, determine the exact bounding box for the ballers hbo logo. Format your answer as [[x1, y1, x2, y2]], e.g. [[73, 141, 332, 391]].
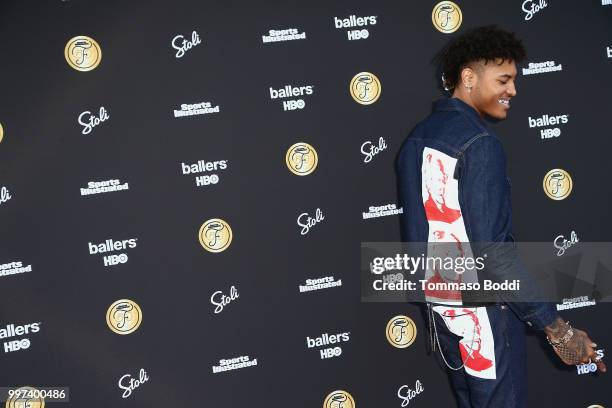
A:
[[106, 299, 142, 335], [543, 168, 573, 200], [199, 218, 233, 253], [5, 386, 45, 408], [323, 390, 355, 408], [65, 35, 102, 71], [432, 1, 462, 33], [386, 315, 417, 348], [350, 72, 381, 105], [286, 142, 318, 176]]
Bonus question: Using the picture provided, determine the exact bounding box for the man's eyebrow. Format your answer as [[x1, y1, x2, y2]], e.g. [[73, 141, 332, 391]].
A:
[[498, 73, 514, 79]]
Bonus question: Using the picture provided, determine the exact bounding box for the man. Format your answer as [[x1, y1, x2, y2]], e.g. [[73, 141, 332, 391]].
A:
[[396, 25, 606, 407]]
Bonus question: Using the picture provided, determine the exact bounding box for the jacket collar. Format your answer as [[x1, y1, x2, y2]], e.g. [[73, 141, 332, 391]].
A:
[[434, 97, 485, 125]]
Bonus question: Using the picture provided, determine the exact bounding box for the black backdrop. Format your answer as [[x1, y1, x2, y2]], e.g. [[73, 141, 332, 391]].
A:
[[0, 0, 611, 406]]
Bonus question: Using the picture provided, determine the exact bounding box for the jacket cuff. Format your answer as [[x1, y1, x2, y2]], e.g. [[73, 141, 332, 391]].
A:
[[519, 302, 559, 330]]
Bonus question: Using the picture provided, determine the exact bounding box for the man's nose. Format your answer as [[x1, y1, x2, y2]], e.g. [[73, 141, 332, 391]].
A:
[[507, 81, 517, 97]]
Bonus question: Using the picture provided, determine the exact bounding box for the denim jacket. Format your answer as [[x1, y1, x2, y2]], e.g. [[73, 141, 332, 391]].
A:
[[396, 97, 558, 330]]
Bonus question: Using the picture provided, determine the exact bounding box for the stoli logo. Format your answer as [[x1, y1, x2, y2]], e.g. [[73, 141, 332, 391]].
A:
[[554, 230, 579, 256], [0, 187, 11, 205], [79, 106, 109, 135], [172, 31, 202, 58], [118, 368, 149, 398], [297, 208, 324, 235], [522, 0, 548, 20]]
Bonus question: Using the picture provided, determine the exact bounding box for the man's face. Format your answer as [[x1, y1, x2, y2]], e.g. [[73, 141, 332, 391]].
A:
[[430, 162, 446, 204], [469, 58, 517, 120]]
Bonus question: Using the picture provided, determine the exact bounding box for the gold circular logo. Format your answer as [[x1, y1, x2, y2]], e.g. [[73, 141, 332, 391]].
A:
[[432, 1, 463, 33], [386, 315, 417, 348], [106, 299, 142, 334], [323, 390, 355, 408], [286, 142, 318, 176], [65, 35, 102, 71], [543, 168, 573, 200], [349, 72, 381, 105], [0, 122, 4, 144], [5, 386, 45, 408], [198, 218, 233, 253]]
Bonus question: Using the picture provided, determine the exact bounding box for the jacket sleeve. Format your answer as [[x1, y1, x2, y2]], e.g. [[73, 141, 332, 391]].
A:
[[460, 134, 558, 330]]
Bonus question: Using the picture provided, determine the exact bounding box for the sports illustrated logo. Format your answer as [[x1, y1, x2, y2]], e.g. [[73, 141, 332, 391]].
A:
[[361, 137, 387, 163], [543, 168, 573, 200], [106, 299, 142, 335], [173, 101, 220, 118], [79, 106, 109, 135], [211, 285, 239, 314], [350, 72, 381, 105], [554, 230, 579, 256], [603, 0, 612, 4], [334, 14, 377, 41], [1, 321, 41, 354], [181, 159, 228, 187], [557, 295, 597, 311], [528, 113, 569, 139], [65, 35, 102, 71], [297, 207, 324, 235], [286, 142, 318, 175], [522, 0, 548, 21], [607, 46, 612, 58], [397, 380, 424, 407], [0, 261, 33, 278], [522, 60, 562, 75], [323, 390, 355, 408], [269, 84, 314, 112], [212, 355, 257, 374], [5, 386, 45, 408], [0, 186, 12, 206], [432, 1, 462, 33], [363, 203, 403, 220], [80, 179, 129, 196], [299, 276, 342, 293], [88, 238, 138, 267], [386, 315, 417, 348], [172, 30, 201, 58], [306, 331, 350, 360], [118, 368, 149, 399], [262, 28, 306, 43], [576, 349, 605, 375], [199, 218, 233, 253]]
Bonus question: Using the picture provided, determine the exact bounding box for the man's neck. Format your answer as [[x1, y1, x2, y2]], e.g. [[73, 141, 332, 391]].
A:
[[451, 92, 484, 119]]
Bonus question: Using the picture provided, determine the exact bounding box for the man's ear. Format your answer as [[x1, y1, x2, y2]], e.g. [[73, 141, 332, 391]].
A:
[[462, 60, 485, 87], [460, 65, 476, 88]]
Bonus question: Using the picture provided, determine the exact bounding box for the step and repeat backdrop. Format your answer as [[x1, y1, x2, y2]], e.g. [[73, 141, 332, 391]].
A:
[[0, 0, 611, 407]]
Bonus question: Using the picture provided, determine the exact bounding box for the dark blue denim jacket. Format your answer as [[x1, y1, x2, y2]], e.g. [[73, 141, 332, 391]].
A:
[[396, 97, 558, 330]]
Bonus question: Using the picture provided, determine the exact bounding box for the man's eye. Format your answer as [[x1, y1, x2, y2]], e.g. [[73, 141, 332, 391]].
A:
[[499, 80, 508, 84]]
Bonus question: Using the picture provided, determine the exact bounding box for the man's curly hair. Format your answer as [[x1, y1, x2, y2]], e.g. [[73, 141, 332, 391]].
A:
[[433, 25, 526, 92]]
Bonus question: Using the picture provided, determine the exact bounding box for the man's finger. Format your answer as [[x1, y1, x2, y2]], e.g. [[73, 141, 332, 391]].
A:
[[578, 344, 596, 364], [596, 359, 607, 373]]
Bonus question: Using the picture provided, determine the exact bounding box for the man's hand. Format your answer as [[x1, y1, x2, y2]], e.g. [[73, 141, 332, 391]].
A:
[[544, 317, 607, 373]]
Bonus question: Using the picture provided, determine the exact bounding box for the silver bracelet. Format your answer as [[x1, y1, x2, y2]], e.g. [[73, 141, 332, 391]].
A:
[[546, 321, 574, 347]]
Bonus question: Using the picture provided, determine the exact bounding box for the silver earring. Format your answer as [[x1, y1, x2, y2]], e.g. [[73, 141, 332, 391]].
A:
[[464, 83, 472, 92]]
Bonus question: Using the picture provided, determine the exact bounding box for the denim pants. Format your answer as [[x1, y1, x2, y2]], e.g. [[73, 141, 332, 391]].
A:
[[428, 302, 528, 408]]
